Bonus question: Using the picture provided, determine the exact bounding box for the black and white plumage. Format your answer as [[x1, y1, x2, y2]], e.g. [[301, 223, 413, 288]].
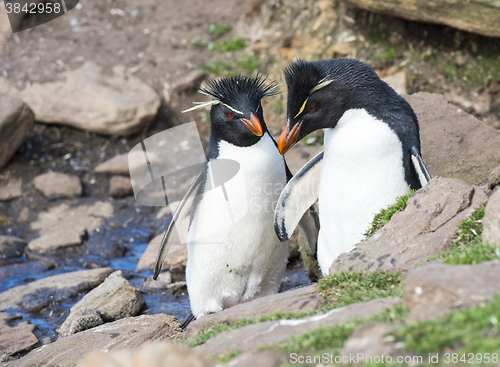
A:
[[275, 58, 431, 275], [154, 75, 319, 318]]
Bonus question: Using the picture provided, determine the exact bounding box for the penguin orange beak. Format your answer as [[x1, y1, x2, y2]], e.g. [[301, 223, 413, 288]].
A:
[[278, 121, 302, 155], [241, 113, 263, 137]]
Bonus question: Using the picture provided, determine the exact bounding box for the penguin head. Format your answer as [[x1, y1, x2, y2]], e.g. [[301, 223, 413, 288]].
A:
[[184, 75, 280, 147], [278, 58, 383, 154]]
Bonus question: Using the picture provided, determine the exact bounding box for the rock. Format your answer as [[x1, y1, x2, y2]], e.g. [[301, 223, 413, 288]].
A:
[[0, 2, 12, 52], [0, 312, 39, 362], [33, 172, 82, 200], [0, 235, 26, 259], [136, 230, 188, 272], [170, 70, 206, 93], [109, 175, 133, 198], [58, 310, 104, 338], [483, 188, 500, 248], [405, 93, 500, 186], [485, 166, 500, 194], [0, 179, 22, 201], [95, 153, 130, 175], [19, 62, 161, 136], [0, 268, 113, 312], [229, 350, 287, 367], [186, 285, 324, 337], [330, 177, 488, 274], [28, 228, 85, 253], [8, 315, 182, 367], [140, 272, 173, 292], [77, 341, 215, 367], [197, 297, 400, 355], [341, 0, 500, 38], [403, 261, 500, 321], [341, 322, 401, 366], [59, 271, 145, 336], [28, 201, 114, 253], [382, 71, 407, 95], [0, 92, 35, 170]]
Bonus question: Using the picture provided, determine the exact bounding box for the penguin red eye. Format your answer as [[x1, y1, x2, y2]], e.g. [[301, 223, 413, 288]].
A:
[[227, 113, 234, 119], [309, 106, 315, 112]]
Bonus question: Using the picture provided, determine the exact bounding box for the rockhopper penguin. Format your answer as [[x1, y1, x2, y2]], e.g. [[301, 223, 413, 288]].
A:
[[274, 58, 431, 275], [154, 75, 319, 318]]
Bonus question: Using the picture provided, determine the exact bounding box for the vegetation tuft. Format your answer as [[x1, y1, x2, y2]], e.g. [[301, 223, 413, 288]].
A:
[[318, 271, 403, 309], [364, 189, 415, 237], [208, 23, 232, 38], [435, 204, 499, 265]]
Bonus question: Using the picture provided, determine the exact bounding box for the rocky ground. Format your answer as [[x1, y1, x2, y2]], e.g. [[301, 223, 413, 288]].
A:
[[1, 0, 500, 366]]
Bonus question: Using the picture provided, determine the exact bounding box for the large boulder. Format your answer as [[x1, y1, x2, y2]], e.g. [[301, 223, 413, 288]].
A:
[[59, 271, 145, 336], [405, 93, 500, 185], [403, 260, 500, 321], [329, 177, 487, 274], [19, 62, 161, 136], [0, 268, 113, 313], [77, 342, 215, 367], [0, 92, 35, 170], [342, 0, 500, 38], [8, 315, 182, 367]]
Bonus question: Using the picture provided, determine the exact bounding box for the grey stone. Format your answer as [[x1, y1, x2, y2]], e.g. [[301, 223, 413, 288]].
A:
[[0, 236, 26, 259], [0, 312, 39, 362], [109, 175, 133, 198], [330, 177, 487, 274], [136, 231, 188, 272], [196, 297, 400, 355], [34, 172, 82, 200], [0, 268, 113, 312], [0, 179, 22, 201], [76, 341, 215, 367], [483, 188, 500, 247], [0, 92, 35, 170], [19, 62, 161, 136], [229, 350, 288, 367], [57, 310, 104, 338], [95, 153, 130, 175], [404, 93, 500, 186], [341, 0, 500, 38], [403, 261, 500, 321], [59, 271, 145, 336], [186, 285, 324, 338], [140, 272, 173, 292], [28, 201, 114, 253], [8, 315, 182, 367]]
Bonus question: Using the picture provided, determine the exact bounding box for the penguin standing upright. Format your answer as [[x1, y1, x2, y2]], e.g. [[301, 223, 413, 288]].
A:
[[274, 58, 431, 275], [154, 75, 319, 318]]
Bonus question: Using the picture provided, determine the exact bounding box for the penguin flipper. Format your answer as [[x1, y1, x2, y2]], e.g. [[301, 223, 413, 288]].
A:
[[410, 146, 431, 187], [153, 162, 208, 280], [274, 150, 323, 247]]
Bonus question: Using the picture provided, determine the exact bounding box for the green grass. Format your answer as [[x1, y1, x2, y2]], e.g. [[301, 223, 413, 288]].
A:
[[318, 271, 403, 309], [217, 349, 242, 363], [273, 303, 409, 357], [236, 55, 260, 74], [198, 61, 235, 76], [435, 204, 500, 265], [208, 23, 232, 37], [210, 37, 246, 52], [191, 37, 246, 53], [364, 189, 415, 237], [390, 294, 500, 358]]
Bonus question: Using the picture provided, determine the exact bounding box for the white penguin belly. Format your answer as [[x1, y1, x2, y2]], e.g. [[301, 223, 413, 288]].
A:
[[186, 134, 288, 317], [317, 108, 409, 274]]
